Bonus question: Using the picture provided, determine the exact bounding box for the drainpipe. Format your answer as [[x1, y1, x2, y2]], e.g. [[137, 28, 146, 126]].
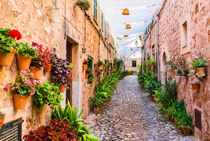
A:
[[156, 0, 167, 81]]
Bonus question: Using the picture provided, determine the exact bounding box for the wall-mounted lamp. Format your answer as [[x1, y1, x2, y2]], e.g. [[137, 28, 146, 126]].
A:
[[81, 45, 86, 54]]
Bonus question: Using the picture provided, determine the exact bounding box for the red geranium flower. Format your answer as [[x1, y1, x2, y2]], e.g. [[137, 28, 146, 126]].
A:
[[8, 29, 22, 40]]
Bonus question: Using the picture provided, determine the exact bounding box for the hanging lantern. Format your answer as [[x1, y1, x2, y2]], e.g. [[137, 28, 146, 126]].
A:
[[126, 24, 131, 29], [134, 54, 135, 56], [122, 8, 129, 15], [124, 35, 128, 37], [130, 48, 133, 51]]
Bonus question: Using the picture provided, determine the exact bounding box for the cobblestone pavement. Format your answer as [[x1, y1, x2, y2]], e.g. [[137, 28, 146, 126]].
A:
[[85, 75, 197, 141]]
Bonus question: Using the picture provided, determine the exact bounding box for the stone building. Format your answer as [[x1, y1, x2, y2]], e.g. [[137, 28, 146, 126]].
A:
[[0, 0, 116, 136], [125, 53, 141, 72], [142, 0, 210, 140]]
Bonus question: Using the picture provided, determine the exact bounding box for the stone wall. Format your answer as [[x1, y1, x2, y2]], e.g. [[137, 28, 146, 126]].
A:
[[0, 0, 115, 136], [144, 0, 210, 140]]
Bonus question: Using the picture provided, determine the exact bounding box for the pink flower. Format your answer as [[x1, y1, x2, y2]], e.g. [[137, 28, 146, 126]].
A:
[[12, 87, 18, 90], [30, 83, 33, 88], [30, 89, 35, 96], [37, 80, 41, 85], [30, 72, 34, 77], [24, 78, 29, 84], [20, 70, 26, 75], [4, 84, 10, 90]]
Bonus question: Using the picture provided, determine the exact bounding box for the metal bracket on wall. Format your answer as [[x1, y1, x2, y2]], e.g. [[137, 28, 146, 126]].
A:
[[0, 118, 23, 141]]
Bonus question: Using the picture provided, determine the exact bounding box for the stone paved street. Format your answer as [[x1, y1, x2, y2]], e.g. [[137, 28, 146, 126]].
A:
[[85, 75, 197, 141]]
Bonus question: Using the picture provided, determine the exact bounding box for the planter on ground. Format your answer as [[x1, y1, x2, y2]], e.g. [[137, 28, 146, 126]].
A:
[[17, 54, 32, 70], [30, 66, 43, 79], [191, 82, 200, 91], [44, 63, 52, 72], [13, 94, 29, 109], [0, 49, 16, 66]]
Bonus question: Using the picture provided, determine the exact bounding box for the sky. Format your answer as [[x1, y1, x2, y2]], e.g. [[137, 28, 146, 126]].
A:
[[98, 0, 163, 59]]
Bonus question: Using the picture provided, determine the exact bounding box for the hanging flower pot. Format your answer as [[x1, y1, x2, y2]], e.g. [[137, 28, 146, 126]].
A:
[[44, 63, 52, 72], [59, 84, 67, 93], [126, 24, 131, 29], [0, 112, 5, 131], [122, 8, 129, 15], [191, 82, 200, 90], [175, 76, 181, 83], [30, 66, 43, 79], [0, 49, 16, 66], [196, 67, 206, 77], [83, 64, 88, 71], [13, 94, 29, 109], [17, 55, 32, 70]]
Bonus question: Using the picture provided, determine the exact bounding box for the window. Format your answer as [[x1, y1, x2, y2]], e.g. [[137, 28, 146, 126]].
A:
[[132, 60, 137, 67], [94, 0, 97, 20], [181, 21, 187, 48], [101, 12, 104, 29], [88, 56, 93, 70]]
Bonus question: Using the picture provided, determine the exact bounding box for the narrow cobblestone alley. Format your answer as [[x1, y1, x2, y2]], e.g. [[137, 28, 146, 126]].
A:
[[85, 75, 196, 141]]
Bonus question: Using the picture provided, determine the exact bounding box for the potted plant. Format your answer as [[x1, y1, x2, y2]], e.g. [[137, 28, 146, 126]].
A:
[[191, 58, 208, 77], [146, 60, 155, 67], [4, 70, 40, 109], [76, 0, 90, 11], [97, 60, 103, 66], [51, 53, 73, 93], [175, 69, 182, 83], [16, 42, 37, 70], [0, 111, 5, 130], [83, 59, 89, 71], [32, 82, 63, 108], [0, 28, 21, 66]]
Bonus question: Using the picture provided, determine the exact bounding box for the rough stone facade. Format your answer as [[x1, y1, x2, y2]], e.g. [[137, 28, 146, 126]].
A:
[[0, 0, 115, 136], [143, 0, 210, 140]]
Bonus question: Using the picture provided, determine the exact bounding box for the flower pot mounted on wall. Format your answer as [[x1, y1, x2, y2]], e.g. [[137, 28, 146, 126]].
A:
[[0, 49, 16, 66], [30, 66, 43, 79], [0, 117, 5, 130], [196, 67, 206, 77], [17, 55, 32, 70], [13, 94, 29, 110], [59, 85, 66, 93], [44, 63, 52, 72]]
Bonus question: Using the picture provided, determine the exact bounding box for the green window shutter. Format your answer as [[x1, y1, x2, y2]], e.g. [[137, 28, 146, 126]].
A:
[[88, 56, 93, 70], [101, 12, 103, 29], [94, 0, 97, 20], [105, 22, 107, 36]]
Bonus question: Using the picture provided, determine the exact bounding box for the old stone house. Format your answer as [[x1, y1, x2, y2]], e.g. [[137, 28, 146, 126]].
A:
[[125, 53, 141, 72], [0, 0, 116, 136], [142, 0, 210, 140]]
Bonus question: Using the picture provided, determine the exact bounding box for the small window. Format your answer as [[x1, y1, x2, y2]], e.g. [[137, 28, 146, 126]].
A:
[[88, 56, 93, 70], [94, 0, 97, 20], [132, 60, 137, 67], [181, 21, 187, 48]]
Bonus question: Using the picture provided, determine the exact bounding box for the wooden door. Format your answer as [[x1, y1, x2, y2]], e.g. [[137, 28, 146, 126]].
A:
[[66, 42, 72, 105]]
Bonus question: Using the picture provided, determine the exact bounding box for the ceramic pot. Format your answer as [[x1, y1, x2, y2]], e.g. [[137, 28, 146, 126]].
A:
[[191, 83, 200, 90], [83, 64, 88, 71], [0, 49, 16, 66], [59, 85, 67, 93], [44, 64, 52, 72], [17, 55, 32, 70], [0, 118, 5, 130], [196, 67, 206, 77], [30, 66, 43, 79], [13, 94, 29, 110]]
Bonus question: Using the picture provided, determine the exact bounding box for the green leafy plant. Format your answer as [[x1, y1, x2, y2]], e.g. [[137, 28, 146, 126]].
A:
[[0, 111, 5, 119], [176, 69, 182, 76], [51, 103, 99, 141], [76, 0, 90, 11], [191, 59, 208, 69], [183, 68, 189, 77], [0, 27, 18, 55], [32, 82, 63, 108], [87, 73, 94, 84], [16, 42, 37, 58]]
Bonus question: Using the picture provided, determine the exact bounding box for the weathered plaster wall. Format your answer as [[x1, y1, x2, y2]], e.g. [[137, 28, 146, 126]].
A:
[[144, 0, 210, 140], [0, 0, 114, 136], [125, 58, 141, 72]]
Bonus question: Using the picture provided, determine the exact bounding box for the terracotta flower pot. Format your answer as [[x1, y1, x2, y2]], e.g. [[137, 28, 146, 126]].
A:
[[191, 83, 200, 90], [59, 85, 67, 93], [196, 67, 206, 77], [83, 64, 88, 71], [0, 118, 5, 131], [44, 64, 52, 72], [0, 49, 16, 66], [181, 126, 191, 135], [13, 94, 29, 110], [17, 55, 32, 70], [94, 107, 100, 113], [30, 66, 43, 79]]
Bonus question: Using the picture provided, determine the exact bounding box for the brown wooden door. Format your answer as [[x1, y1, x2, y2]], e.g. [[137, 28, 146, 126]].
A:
[[66, 42, 72, 105]]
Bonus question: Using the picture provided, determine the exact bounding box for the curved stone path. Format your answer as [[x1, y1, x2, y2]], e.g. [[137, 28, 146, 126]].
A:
[[85, 75, 197, 141]]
